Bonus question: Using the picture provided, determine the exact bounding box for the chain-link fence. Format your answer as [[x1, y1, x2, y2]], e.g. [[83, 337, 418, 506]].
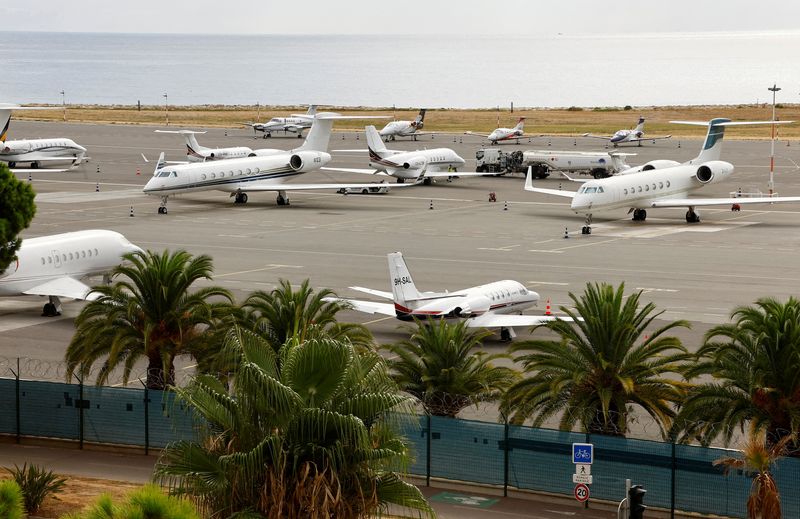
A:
[[2, 372, 799, 519]]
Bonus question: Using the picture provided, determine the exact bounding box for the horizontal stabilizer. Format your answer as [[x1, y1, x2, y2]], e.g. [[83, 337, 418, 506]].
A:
[[322, 296, 395, 316], [525, 168, 576, 198], [350, 286, 393, 299], [321, 167, 382, 175], [466, 313, 573, 328], [228, 181, 415, 193]]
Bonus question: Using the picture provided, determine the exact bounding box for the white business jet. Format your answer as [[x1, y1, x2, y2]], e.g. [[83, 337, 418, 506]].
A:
[[323, 125, 487, 185], [379, 109, 432, 141], [0, 105, 88, 170], [0, 230, 142, 316], [583, 117, 671, 147], [154, 130, 284, 162], [328, 252, 570, 341], [465, 117, 533, 144], [526, 117, 797, 234], [143, 114, 411, 213], [245, 105, 316, 138]]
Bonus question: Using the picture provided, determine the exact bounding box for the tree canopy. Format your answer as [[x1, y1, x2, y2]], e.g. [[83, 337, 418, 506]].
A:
[[0, 164, 36, 273]]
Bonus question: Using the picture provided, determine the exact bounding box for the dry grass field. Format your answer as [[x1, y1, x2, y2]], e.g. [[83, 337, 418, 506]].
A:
[[13, 104, 800, 140]]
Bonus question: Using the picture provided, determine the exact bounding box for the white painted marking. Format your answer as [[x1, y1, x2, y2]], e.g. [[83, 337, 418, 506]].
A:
[[478, 244, 520, 252], [528, 281, 569, 286]]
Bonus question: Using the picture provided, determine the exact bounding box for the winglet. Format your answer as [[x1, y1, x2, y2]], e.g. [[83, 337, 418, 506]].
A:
[[525, 166, 534, 192]]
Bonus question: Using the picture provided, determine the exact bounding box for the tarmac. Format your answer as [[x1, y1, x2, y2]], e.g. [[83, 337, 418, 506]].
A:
[[2, 119, 798, 516]]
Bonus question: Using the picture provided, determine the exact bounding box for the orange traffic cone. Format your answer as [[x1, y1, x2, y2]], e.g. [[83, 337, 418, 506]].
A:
[[136, 168, 141, 176], [545, 298, 551, 316]]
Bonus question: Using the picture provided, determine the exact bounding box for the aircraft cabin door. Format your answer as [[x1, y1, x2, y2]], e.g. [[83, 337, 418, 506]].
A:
[[52, 250, 62, 268]]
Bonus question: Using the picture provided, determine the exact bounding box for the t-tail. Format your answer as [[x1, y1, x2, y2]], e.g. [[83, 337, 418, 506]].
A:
[[387, 252, 422, 313], [295, 115, 336, 152], [0, 109, 11, 142], [365, 125, 389, 161], [634, 117, 645, 133], [671, 118, 795, 165], [306, 105, 317, 116], [412, 109, 427, 128], [514, 117, 526, 131]]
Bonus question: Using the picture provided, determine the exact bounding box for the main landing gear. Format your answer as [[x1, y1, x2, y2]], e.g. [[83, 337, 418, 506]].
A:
[[157, 196, 168, 214], [500, 327, 515, 342], [42, 296, 62, 317], [263, 133, 272, 139], [276, 191, 290, 206], [233, 191, 248, 204], [581, 213, 593, 235], [686, 208, 700, 223], [632, 208, 647, 222]]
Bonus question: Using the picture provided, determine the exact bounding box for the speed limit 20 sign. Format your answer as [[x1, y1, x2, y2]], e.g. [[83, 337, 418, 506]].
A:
[[574, 483, 590, 502]]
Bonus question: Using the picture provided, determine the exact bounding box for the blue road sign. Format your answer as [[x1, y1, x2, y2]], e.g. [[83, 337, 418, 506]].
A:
[[572, 443, 594, 464]]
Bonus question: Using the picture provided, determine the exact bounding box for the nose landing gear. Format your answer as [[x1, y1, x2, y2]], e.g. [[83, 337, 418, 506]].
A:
[[157, 196, 168, 214], [581, 213, 593, 235]]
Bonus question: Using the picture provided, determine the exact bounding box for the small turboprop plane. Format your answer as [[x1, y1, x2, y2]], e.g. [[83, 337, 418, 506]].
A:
[[0, 104, 88, 170], [465, 117, 533, 144], [582, 117, 672, 147], [245, 105, 316, 138], [526, 118, 797, 234], [378, 109, 433, 141], [0, 230, 142, 316], [323, 125, 488, 184], [326, 252, 571, 341], [154, 130, 284, 162], [143, 113, 416, 213]]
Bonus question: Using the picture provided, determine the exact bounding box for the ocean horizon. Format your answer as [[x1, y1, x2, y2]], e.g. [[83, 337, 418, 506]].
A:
[[1, 30, 799, 109]]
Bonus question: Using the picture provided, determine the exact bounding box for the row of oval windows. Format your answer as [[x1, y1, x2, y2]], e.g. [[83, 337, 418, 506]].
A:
[[624, 180, 671, 195], [201, 168, 263, 180], [40, 248, 101, 265]]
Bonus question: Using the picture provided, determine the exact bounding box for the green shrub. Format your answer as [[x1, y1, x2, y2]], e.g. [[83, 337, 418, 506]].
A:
[[623, 105, 633, 111], [7, 462, 67, 514], [65, 485, 200, 519], [566, 106, 584, 111], [0, 480, 25, 519]]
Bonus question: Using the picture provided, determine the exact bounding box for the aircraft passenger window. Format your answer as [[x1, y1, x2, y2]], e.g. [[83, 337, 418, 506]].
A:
[[69, 253, 74, 260], [238, 170, 243, 176], [246, 168, 251, 174], [47, 257, 52, 264], [637, 186, 642, 192], [652, 183, 656, 190], [229, 171, 234, 177], [201, 174, 206, 180], [41, 258, 45, 265], [94, 248, 98, 255], [62, 254, 67, 261], [81, 251, 86, 258], [645, 185, 649, 191], [624, 189, 628, 195], [659, 182, 664, 189], [254, 168, 260, 173], [87, 250, 91, 257], [666, 181, 671, 187], [210, 173, 215, 179]]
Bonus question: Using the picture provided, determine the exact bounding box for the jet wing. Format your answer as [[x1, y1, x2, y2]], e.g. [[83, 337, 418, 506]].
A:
[[322, 296, 395, 316], [464, 131, 492, 138], [525, 169, 577, 198], [422, 170, 488, 178], [650, 196, 800, 208], [628, 135, 672, 142], [466, 313, 573, 328], [11, 167, 69, 173], [582, 133, 614, 140], [321, 167, 383, 175], [237, 182, 414, 193], [22, 277, 98, 301], [350, 286, 394, 299]]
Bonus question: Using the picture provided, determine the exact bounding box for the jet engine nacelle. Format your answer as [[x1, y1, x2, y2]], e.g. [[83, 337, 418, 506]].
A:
[[640, 160, 681, 171], [693, 160, 733, 184], [453, 295, 492, 318], [289, 151, 331, 172], [402, 156, 427, 171]]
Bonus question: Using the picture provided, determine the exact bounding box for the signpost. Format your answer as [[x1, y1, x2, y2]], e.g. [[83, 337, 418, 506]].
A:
[[572, 443, 594, 504]]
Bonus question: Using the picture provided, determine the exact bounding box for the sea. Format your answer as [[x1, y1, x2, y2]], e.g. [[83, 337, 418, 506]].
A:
[[1, 31, 799, 109]]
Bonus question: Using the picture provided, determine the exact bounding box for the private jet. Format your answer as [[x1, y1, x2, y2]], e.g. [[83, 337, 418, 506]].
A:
[[379, 109, 432, 141], [526, 118, 797, 234], [154, 130, 283, 162], [143, 114, 413, 213], [327, 252, 571, 341], [0, 230, 142, 316], [0, 104, 88, 170], [245, 105, 316, 138], [465, 117, 533, 144], [323, 125, 487, 184], [583, 117, 671, 147]]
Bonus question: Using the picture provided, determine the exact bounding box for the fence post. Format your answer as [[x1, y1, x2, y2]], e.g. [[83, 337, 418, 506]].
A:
[[503, 418, 509, 497], [144, 387, 150, 455], [671, 441, 676, 519], [426, 413, 431, 487], [14, 357, 20, 443], [78, 375, 84, 449]]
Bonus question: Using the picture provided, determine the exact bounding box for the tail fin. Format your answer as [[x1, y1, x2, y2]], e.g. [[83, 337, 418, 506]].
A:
[[0, 109, 11, 142], [296, 115, 336, 152], [412, 109, 427, 128], [153, 152, 166, 175], [514, 117, 526, 131], [306, 105, 317, 116], [388, 252, 422, 307], [365, 125, 388, 159], [154, 129, 207, 158], [634, 117, 645, 133]]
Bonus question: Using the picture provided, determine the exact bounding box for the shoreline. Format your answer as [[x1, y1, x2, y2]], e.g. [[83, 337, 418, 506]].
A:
[[11, 104, 800, 139]]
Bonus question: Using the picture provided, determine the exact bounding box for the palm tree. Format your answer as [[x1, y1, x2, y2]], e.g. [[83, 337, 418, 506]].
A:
[[65, 249, 233, 389], [241, 279, 372, 352], [674, 297, 800, 451], [155, 327, 434, 519], [502, 282, 690, 437], [713, 432, 793, 519], [384, 318, 518, 417]]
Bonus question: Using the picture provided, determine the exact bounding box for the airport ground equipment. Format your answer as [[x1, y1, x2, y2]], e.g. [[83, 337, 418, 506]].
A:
[[475, 148, 631, 178], [475, 148, 527, 175]]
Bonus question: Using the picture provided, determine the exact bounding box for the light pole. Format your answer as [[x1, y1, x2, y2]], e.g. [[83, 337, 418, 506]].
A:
[[60, 90, 66, 121], [163, 93, 169, 126], [768, 83, 781, 196]]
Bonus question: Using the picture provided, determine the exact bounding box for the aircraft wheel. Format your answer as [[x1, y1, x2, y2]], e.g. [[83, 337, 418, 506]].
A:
[[158, 206, 168, 215], [42, 302, 59, 317], [396, 178, 405, 184], [361, 189, 368, 194], [423, 178, 432, 185], [686, 210, 700, 223], [8, 162, 15, 168], [240, 193, 248, 204], [297, 134, 303, 138], [277, 194, 288, 206], [500, 328, 512, 342], [31, 161, 40, 169]]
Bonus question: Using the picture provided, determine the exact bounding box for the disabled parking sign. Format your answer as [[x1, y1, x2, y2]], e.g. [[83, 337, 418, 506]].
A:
[[572, 443, 594, 464]]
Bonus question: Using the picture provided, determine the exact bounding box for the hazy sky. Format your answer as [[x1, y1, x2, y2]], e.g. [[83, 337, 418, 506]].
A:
[[5, 0, 800, 35]]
